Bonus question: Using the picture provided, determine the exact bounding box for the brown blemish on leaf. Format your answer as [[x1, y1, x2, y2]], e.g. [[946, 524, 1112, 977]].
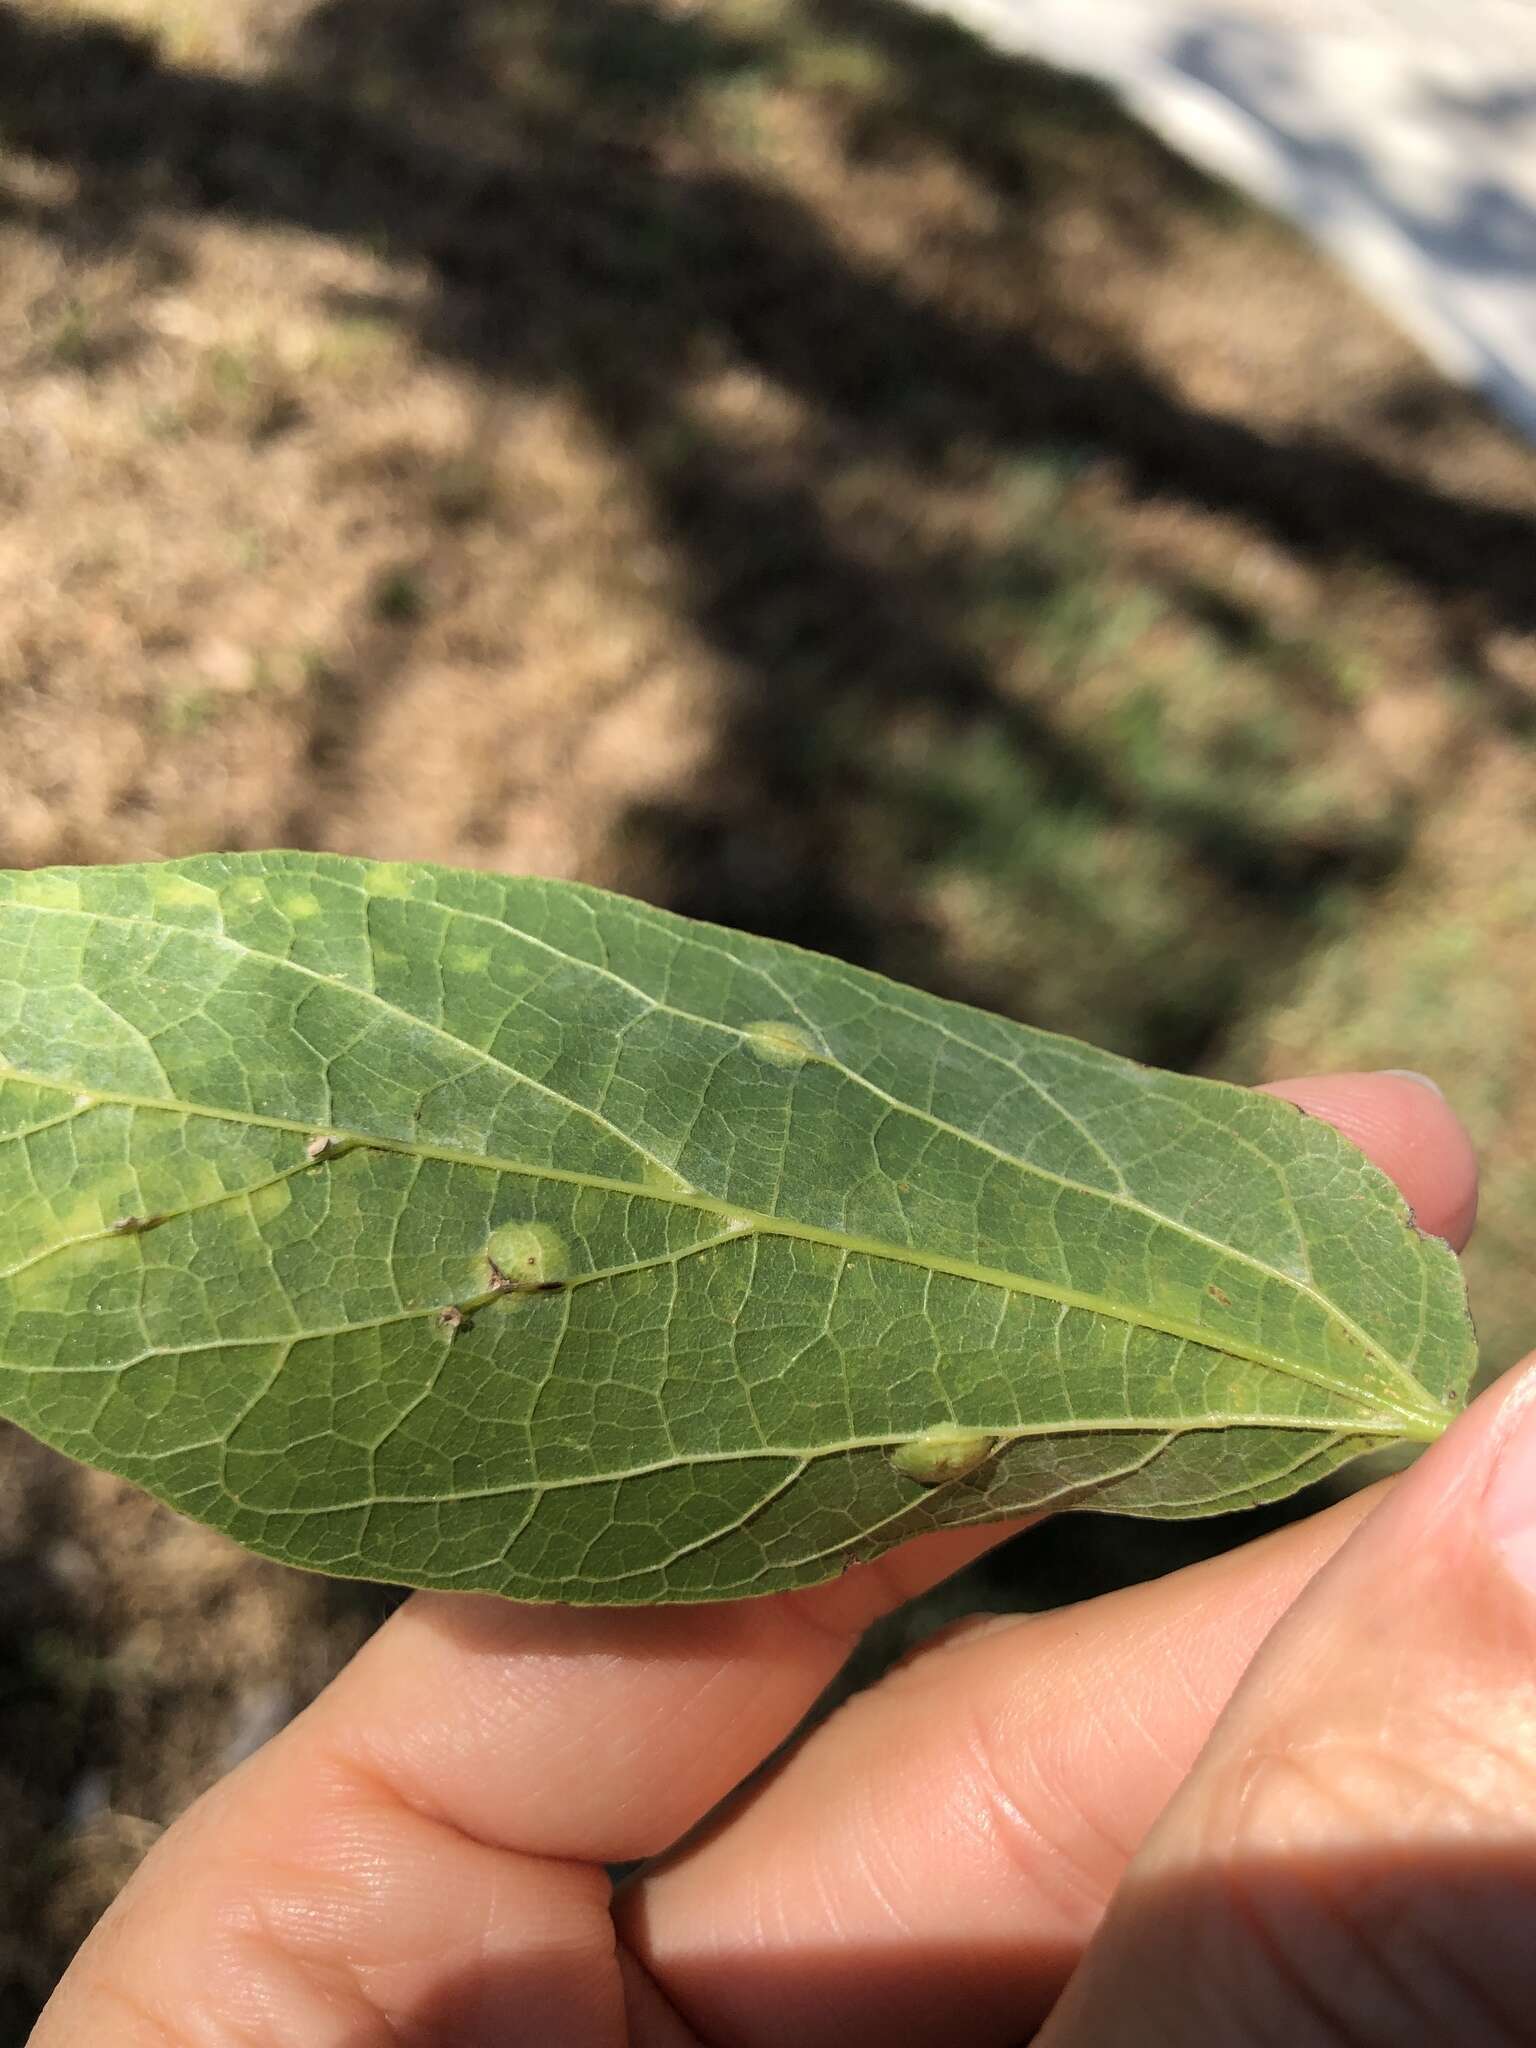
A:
[[109, 1214, 164, 1236]]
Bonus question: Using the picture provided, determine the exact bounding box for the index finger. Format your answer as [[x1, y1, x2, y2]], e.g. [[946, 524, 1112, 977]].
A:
[[1260, 1070, 1478, 1249]]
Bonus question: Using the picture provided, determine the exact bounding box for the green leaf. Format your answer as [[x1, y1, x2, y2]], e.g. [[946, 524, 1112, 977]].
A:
[[0, 853, 1474, 1604]]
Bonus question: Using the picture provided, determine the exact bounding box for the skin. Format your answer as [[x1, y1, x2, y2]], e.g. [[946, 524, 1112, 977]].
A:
[[35, 1070, 1532, 2047]]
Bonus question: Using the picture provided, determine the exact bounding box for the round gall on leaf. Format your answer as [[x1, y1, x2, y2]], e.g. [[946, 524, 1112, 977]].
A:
[[486, 1221, 572, 1292], [891, 1424, 999, 1486], [741, 1019, 819, 1068]]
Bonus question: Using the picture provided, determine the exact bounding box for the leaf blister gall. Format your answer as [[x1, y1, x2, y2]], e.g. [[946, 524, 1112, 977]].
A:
[[890, 1425, 999, 1486], [741, 1020, 820, 1069], [486, 1221, 572, 1294]]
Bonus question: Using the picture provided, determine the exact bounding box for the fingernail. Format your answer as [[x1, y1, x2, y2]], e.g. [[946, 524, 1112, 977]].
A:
[[1481, 1373, 1536, 1594], [1379, 1069, 1444, 1100]]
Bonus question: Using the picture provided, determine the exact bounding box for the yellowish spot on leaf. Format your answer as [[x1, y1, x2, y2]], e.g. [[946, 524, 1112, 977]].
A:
[[366, 864, 412, 899], [487, 1221, 572, 1293], [445, 944, 491, 975], [153, 874, 214, 912], [246, 1180, 293, 1226], [14, 872, 82, 911]]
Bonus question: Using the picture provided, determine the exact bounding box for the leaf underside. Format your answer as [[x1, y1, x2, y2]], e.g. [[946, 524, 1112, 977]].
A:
[[0, 854, 1475, 1604]]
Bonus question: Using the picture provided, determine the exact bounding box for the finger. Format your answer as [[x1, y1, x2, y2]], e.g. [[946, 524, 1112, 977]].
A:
[[36, 1761, 625, 2048], [1260, 1070, 1478, 1249], [315, 1516, 1050, 1867], [1038, 1357, 1536, 2047], [621, 1483, 1381, 2046], [30, 1526, 1039, 2048]]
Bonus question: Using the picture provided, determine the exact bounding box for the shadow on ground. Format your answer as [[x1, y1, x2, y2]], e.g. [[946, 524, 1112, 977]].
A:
[[3, 0, 1535, 1056]]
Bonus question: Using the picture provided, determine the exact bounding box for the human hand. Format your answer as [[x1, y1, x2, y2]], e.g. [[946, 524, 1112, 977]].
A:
[[35, 1072, 1516, 2046]]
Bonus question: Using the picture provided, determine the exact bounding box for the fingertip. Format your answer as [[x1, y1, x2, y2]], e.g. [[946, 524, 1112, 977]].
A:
[[1260, 1070, 1479, 1251]]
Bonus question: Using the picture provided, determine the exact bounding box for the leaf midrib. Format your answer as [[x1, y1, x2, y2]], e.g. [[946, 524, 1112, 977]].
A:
[[0, 1066, 1451, 1431]]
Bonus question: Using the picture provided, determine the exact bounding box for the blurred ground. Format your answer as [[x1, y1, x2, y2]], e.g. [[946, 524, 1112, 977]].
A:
[[1, 0, 1534, 2031], [926, 0, 1536, 436]]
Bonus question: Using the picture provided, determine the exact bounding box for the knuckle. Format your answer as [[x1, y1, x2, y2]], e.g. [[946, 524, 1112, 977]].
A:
[[953, 1694, 1133, 1924]]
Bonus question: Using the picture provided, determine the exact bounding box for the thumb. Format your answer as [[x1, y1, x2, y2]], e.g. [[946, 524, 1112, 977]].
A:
[[1038, 1356, 1536, 2048]]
